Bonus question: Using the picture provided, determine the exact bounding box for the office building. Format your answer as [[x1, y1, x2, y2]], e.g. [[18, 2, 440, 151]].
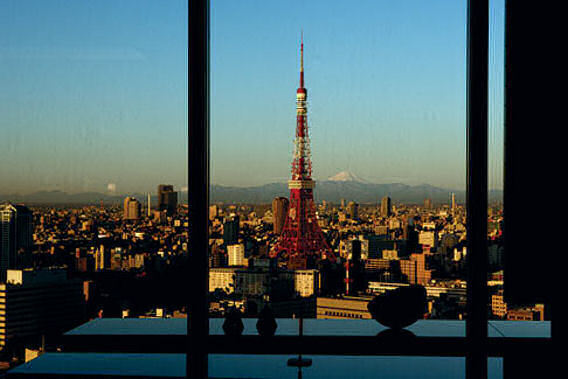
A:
[[123, 197, 141, 220], [451, 192, 457, 213], [418, 230, 438, 249], [209, 268, 238, 294], [492, 291, 507, 318], [228, 244, 245, 266], [400, 253, 432, 285], [209, 205, 219, 221], [294, 269, 319, 297], [95, 245, 110, 271], [271, 197, 289, 234], [0, 203, 33, 279], [424, 198, 433, 209], [339, 239, 368, 260], [0, 269, 85, 349], [157, 185, 178, 216], [346, 201, 359, 220], [223, 215, 239, 245], [380, 196, 392, 218]]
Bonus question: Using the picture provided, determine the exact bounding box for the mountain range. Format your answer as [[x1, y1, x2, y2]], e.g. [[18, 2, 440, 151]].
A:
[[0, 172, 503, 205]]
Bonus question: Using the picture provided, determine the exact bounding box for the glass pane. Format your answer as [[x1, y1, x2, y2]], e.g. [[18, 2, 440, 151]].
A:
[[0, 0, 188, 366], [488, 358, 504, 379], [210, 355, 466, 379], [210, 0, 469, 337], [487, 0, 550, 330]]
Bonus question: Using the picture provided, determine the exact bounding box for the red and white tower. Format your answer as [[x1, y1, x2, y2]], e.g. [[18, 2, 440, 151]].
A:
[[271, 36, 335, 269]]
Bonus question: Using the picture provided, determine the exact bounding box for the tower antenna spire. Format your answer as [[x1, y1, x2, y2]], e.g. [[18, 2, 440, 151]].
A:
[[300, 31, 304, 88]]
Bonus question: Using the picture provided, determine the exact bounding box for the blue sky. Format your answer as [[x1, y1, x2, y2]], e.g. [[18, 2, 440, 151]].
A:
[[0, 0, 504, 194]]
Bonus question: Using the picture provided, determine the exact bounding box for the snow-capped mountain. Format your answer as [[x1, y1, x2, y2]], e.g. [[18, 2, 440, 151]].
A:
[[326, 171, 369, 183]]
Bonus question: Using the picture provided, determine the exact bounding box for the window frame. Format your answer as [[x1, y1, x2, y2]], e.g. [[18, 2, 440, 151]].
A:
[[187, 1, 553, 379]]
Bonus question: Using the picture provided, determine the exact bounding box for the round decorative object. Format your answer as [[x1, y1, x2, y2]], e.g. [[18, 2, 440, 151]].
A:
[[222, 307, 244, 336], [256, 305, 277, 337], [367, 285, 427, 329]]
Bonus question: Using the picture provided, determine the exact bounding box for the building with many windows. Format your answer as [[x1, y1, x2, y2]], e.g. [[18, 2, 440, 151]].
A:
[[123, 197, 141, 220], [317, 296, 372, 319], [271, 197, 289, 235], [227, 244, 245, 267], [0, 203, 33, 280], [157, 185, 178, 216], [0, 269, 85, 349], [380, 196, 392, 218]]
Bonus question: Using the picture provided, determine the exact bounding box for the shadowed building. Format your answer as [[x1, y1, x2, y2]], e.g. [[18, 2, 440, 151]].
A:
[[380, 196, 392, 218], [272, 197, 289, 234], [223, 214, 239, 245], [158, 185, 178, 216], [0, 269, 85, 349], [0, 203, 33, 279], [346, 201, 359, 220]]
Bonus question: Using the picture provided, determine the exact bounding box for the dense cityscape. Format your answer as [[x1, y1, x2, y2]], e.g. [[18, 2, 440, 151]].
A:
[[0, 186, 546, 369], [0, 37, 545, 373]]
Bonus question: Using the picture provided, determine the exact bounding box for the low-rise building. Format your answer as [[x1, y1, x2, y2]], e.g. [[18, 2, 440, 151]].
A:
[[316, 296, 372, 319], [209, 268, 238, 294], [491, 292, 507, 318], [294, 269, 319, 297]]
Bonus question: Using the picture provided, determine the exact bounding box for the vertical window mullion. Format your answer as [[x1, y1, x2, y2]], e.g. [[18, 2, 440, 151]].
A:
[[188, 0, 210, 378], [466, 0, 489, 378]]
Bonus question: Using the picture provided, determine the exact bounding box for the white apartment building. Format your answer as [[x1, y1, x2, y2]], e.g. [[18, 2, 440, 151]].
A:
[[294, 269, 319, 297], [227, 244, 245, 266]]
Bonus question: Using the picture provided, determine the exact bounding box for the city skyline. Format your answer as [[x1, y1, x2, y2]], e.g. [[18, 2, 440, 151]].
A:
[[1, 0, 505, 195]]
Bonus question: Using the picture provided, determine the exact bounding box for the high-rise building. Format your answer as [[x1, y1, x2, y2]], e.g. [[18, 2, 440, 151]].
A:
[[0, 203, 33, 279], [424, 198, 433, 209], [346, 201, 359, 220], [209, 204, 219, 221], [0, 269, 85, 349], [451, 192, 457, 213], [223, 214, 239, 245], [272, 197, 289, 234], [157, 185, 178, 216], [380, 196, 392, 218], [271, 37, 335, 270], [123, 197, 141, 220], [344, 239, 365, 295], [95, 245, 109, 271], [147, 193, 152, 217]]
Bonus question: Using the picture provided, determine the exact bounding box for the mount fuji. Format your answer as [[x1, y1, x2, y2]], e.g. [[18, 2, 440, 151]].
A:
[[326, 171, 370, 183]]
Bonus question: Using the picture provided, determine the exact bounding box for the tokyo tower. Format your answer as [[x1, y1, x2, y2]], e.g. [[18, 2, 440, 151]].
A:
[[271, 36, 335, 270]]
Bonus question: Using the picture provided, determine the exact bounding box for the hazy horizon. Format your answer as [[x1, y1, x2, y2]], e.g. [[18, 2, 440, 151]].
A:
[[1, 0, 505, 194]]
